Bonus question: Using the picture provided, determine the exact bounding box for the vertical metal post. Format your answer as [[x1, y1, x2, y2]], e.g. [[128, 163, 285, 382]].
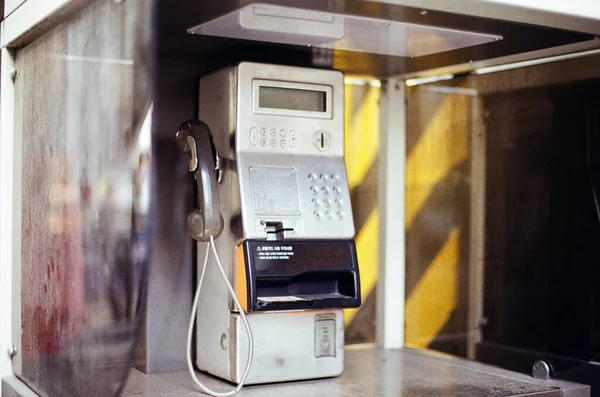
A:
[[0, 47, 20, 385], [376, 78, 406, 349], [467, 95, 486, 359]]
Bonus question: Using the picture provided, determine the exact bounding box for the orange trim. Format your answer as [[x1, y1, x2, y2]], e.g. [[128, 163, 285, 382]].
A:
[[236, 244, 248, 313]]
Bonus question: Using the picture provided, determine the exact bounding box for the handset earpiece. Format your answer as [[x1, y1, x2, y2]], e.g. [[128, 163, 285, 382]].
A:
[[179, 120, 254, 396], [176, 119, 224, 241]]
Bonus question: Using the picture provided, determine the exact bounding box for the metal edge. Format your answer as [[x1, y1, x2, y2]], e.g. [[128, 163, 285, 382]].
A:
[[376, 0, 600, 35], [1, 0, 94, 49], [10, 46, 22, 378], [467, 94, 486, 360], [402, 348, 591, 397], [0, 48, 19, 389], [399, 39, 600, 80], [376, 78, 406, 349], [3, 0, 27, 20], [2, 376, 39, 397]]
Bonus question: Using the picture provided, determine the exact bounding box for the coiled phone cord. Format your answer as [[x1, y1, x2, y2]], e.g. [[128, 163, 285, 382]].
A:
[[186, 236, 254, 396]]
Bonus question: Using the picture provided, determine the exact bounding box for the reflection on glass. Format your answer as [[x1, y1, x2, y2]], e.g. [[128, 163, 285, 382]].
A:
[[342, 79, 380, 344], [406, 58, 600, 390], [404, 85, 471, 357], [18, 0, 152, 396]]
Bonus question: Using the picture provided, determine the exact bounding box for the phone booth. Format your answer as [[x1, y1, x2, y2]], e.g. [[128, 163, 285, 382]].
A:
[[1, 1, 599, 397]]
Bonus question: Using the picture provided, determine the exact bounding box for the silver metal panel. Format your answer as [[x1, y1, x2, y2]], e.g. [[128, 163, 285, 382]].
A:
[[230, 310, 344, 384], [13, 0, 152, 395], [239, 154, 354, 239], [235, 62, 354, 241], [195, 62, 353, 385], [1, 47, 19, 385], [195, 66, 238, 381], [377, 79, 406, 349], [11, 46, 23, 378], [136, 85, 196, 374], [118, 347, 589, 397]]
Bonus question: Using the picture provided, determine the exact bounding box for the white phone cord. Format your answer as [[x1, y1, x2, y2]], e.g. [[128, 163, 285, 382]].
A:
[[186, 235, 254, 396]]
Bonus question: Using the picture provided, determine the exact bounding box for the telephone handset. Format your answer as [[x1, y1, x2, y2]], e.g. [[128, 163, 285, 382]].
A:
[[177, 119, 254, 396], [176, 119, 224, 241]]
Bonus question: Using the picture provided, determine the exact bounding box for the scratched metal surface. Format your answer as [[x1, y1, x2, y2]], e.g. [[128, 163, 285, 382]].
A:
[[121, 347, 590, 397], [16, 0, 152, 396]]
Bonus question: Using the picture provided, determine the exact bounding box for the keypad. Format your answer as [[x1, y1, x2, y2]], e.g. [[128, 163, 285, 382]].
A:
[[308, 172, 345, 220], [250, 126, 293, 149]]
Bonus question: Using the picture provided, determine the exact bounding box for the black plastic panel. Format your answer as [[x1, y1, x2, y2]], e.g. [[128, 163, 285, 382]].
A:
[[242, 239, 361, 312]]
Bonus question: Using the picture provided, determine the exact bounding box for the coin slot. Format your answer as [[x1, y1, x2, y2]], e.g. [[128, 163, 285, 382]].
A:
[[313, 131, 331, 151], [264, 221, 294, 241]]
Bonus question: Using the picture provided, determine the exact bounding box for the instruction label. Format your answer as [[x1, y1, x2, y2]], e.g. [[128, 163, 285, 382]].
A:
[[255, 245, 295, 261]]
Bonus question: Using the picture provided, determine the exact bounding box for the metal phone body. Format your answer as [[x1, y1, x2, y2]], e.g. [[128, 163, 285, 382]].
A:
[[195, 62, 352, 384]]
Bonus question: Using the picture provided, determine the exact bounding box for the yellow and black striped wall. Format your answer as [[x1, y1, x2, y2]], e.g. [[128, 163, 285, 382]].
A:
[[343, 79, 471, 357]]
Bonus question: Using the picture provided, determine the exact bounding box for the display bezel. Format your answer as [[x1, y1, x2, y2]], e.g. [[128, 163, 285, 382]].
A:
[[252, 79, 333, 119]]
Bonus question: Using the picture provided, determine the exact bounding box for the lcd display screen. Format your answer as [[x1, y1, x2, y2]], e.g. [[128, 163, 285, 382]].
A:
[[259, 86, 326, 112]]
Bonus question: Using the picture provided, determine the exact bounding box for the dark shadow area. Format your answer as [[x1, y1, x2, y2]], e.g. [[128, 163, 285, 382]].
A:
[[478, 79, 600, 394]]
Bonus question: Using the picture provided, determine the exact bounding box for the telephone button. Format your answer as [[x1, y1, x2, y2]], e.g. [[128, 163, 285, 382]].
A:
[[336, 211, 344, 220], [270, 139, 277, 147], [308, 173, 318, 182], [250, 127, 257, 146], [260, 128, 267, 136], [270, 128, 277, 137], [280, 139, 287, 148], [332, 186, 341, 195], [314, 211, 322, 220], [260, 138, 267, 147], [280, 129, 287, 137]]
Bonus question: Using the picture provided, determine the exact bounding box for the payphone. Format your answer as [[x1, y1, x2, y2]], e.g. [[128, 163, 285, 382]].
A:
[[176, 62, 361, 391]]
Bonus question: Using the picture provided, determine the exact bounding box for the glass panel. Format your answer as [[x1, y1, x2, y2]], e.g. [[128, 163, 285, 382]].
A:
[[17, 0, 152, 396], [406, 55, 600, 391], [480, 81, 600, 381], [342, 78, 380, 344], [404, 84, 472, 356], [189, 4, 502, 58]]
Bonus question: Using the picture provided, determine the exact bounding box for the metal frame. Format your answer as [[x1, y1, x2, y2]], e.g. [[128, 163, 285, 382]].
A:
[[400, 39, 600, 82], [0, 47, 20, 388], [376, 78, 406, 349], [4, 0, 26, 18], [1, 0, 94, 48], [467, 94, 486, 359], [1, 1, 600, 396], [381, 0, 600, 34]]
